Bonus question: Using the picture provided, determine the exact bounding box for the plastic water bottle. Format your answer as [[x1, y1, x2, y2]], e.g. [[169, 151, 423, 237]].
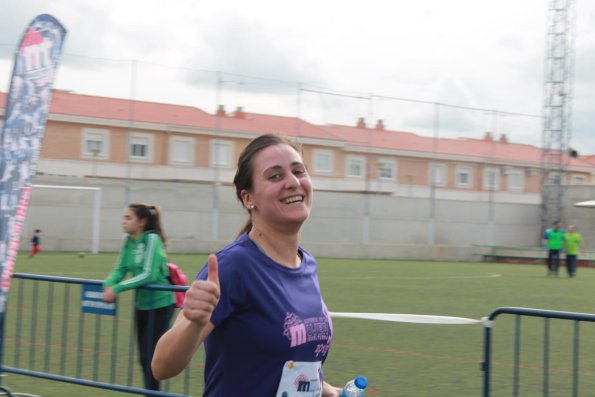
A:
[[341, 375, 368, 397]]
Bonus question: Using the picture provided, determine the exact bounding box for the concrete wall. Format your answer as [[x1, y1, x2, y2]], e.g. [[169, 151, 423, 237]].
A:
[[21, 175, 595, 260], [565, 185, 595, 249]]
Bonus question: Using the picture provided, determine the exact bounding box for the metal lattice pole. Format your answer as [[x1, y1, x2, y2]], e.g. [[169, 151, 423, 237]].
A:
[[540, 0, 577, 233]]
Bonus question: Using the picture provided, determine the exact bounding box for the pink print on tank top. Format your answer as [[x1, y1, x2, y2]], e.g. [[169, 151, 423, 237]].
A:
[[282, 299, 333, 354]]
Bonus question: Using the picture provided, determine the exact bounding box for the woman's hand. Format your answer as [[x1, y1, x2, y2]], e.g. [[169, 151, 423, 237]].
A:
[[322, 381, 342, 397], [152, 254, 220, 380], [182, 254, 220, 326], [103, 286, 115, 303]]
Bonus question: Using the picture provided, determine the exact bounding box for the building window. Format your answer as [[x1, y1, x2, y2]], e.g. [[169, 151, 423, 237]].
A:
[[131, 143, 147, 157], [507, 169, 524, 192], [170, 136, 194, 165], [86, 140, 102, 153], [483, 167, 500, 190], [572, 175, 586, 185], [313, 149, 333, 174], [129, 133, 153, 162], [346, 156, 365, 178], [547, 172, 562, 185], [430, 163, 447, 186], [210, 140, 234, 167], [456, 165, 472, 188], [377, 158, 395, 180], [82, 128, 109, 159]]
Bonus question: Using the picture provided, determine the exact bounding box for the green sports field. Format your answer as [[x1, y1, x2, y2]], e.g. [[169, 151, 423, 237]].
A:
[[3, 252, 595, 396]]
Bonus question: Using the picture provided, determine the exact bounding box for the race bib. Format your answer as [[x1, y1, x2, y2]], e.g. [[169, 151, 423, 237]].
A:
[[275, 360, 323, 397]]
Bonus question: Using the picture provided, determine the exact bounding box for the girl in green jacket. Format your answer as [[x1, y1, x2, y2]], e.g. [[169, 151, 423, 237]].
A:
[[103, 203, 175, 394]]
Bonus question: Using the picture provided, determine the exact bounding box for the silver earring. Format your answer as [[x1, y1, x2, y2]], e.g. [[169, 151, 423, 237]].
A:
[[248, 204, 254, 210]]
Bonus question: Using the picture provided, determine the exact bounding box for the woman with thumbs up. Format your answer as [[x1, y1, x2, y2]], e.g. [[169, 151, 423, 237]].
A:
[[152, 134, 342, 396]]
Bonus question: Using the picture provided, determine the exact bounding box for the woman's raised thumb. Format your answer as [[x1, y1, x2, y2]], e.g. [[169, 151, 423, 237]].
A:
[[207, 254, 219, 286]]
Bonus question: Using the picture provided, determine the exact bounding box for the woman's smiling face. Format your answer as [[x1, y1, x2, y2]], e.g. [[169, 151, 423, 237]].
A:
[[242, 143, 313, 229]]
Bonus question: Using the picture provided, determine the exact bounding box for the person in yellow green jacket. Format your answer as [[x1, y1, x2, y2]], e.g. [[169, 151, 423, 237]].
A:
[[103, 203, 175, 394], [564, 225, 584, 278]]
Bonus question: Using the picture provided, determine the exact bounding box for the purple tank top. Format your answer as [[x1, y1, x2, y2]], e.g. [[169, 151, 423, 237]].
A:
[[197, 233, 334, 396]]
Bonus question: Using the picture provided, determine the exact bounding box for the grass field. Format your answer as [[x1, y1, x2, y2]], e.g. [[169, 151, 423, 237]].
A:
[[3, 252, 595, 396]]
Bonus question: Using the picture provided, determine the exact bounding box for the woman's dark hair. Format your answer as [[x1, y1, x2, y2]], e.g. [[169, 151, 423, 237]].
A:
[[233, 134, 302, 235], [128, 203, 167, 244]]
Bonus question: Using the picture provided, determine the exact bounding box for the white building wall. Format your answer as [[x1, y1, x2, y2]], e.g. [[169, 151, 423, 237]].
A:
[[21, 174, 593, 261]]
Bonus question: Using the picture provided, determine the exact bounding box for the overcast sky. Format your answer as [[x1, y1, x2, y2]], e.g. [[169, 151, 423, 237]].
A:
[[1, 0, 594, 153]]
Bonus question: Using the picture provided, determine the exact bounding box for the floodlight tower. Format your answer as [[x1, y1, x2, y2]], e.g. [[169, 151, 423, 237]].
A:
[[540, 0, 576, 233]]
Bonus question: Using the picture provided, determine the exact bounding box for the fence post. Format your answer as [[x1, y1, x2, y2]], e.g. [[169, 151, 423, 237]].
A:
[[0, 305, 14, 396], [482, 307, 595, 397], [4, 273, 191, 396], [482, 320, 493, 397]]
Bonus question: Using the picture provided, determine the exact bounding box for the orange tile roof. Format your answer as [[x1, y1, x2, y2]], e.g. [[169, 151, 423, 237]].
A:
[[322, 124, 592, 168], [0, 90, 214, 127], [0, 90, 592, 169], [582, 155, 595, 166], [0, 90, 339, 142], [49, 90, 214, 127], [213, 108, 339, 141]]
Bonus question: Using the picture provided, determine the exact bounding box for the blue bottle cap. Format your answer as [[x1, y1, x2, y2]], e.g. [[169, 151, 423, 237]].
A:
[[354, 375, 368, 389]]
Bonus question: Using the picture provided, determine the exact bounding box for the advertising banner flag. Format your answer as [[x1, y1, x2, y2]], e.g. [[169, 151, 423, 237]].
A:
[[0, 14, 67, 314]]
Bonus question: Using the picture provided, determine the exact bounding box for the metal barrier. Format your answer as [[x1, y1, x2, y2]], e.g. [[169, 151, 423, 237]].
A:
[[0, 273, 198, 396], [482, 307, 595, 397], [4, 275, 595, 396]]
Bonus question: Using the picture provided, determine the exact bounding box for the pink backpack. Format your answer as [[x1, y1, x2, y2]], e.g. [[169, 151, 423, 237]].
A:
[[167, 262, 188, 308]]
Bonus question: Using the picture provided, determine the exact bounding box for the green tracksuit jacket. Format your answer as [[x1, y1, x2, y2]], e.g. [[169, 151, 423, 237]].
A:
[[104, 231, 174, 310]]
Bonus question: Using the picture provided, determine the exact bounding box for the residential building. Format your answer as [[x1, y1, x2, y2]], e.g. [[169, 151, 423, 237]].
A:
[[2, 90, 595, 257], [1, 90, 592, 202]]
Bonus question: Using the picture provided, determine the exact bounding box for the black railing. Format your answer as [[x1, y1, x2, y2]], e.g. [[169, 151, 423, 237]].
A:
[[0, 273, 195, 396], [482, 307, 595, 397]]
